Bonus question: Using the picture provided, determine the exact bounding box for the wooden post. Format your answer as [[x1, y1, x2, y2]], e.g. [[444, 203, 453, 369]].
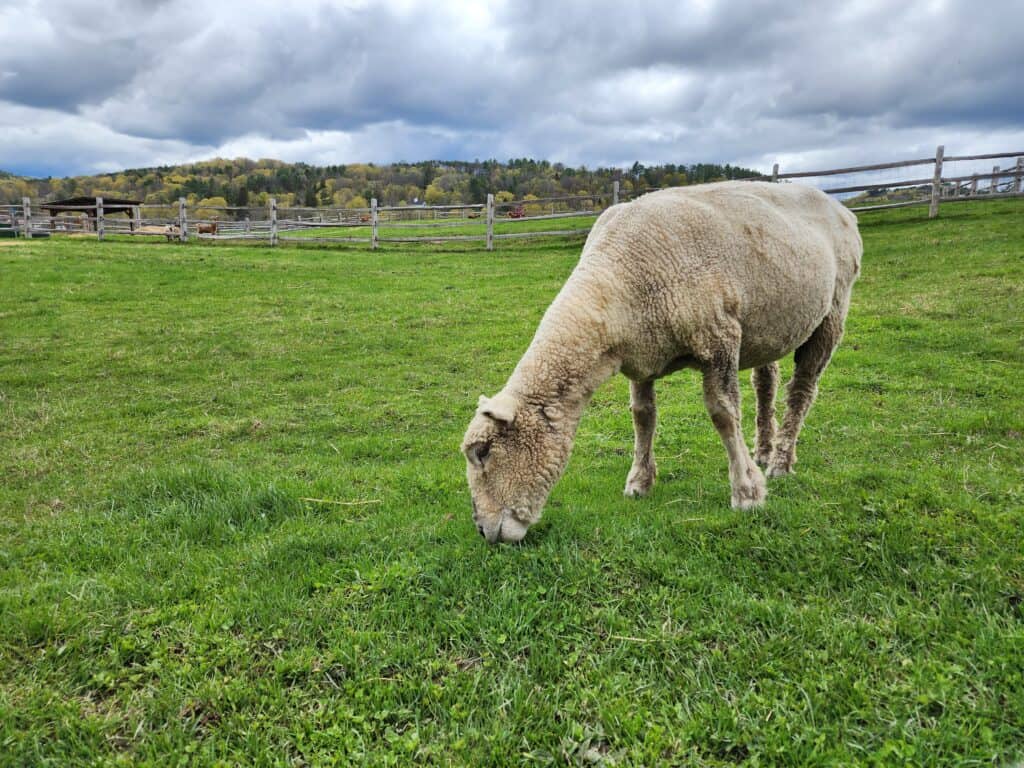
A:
[[991, 165, 1000, 195], [96, 197, 105, 241], [1016, 157, 1023, 193], [928, 145, 944, 218], [371, 198, 378, 250], [178, 197, 189, 242], [970, 175, 978, 196], [21, 197, 31, 238], [612, 180, 619, 206], [269, 198, 278, 246], [245, 216, 251, 233], [771, 163, 779, 183], [132, 205, 141, 233], [486, 194, 494, 251]]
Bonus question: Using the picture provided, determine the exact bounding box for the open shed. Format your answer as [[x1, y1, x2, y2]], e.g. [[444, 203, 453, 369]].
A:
[[40, 196, 143, 232]]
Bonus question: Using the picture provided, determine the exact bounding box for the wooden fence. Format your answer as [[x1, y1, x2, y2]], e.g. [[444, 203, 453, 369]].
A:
[[2, 185, 624, 250], [3, 145, 1021, 248], [768, 146, 1024, 217]]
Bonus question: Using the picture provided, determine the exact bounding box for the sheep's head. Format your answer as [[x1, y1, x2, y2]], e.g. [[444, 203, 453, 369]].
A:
[[461, 391, 574, 544]]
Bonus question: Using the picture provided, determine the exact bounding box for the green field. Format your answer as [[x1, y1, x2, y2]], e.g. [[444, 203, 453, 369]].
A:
[[1, 200, 1022, 766]]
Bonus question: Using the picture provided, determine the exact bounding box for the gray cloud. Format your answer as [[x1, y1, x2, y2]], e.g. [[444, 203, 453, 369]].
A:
[[1, 0, 1022, 177]]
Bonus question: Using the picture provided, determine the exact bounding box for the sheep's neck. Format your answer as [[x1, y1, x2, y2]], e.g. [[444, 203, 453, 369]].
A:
[[506, 312, 619, 417]]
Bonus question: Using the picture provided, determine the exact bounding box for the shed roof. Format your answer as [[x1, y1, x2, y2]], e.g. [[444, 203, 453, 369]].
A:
[[40, 196, 143, 215]]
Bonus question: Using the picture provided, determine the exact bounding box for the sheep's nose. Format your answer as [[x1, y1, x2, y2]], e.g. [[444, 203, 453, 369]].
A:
[[477, 524, 485, 538]]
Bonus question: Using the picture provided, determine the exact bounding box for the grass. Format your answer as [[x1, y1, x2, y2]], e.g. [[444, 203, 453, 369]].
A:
[[1, 199, 1022, 766]]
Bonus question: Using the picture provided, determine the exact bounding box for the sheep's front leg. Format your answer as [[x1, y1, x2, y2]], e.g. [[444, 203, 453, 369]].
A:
[[624, 379, 657, 497], [702, 354, 767, 510]]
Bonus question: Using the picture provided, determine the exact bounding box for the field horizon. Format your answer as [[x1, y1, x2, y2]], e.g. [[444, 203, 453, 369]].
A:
[[2, 200, 1022, 765]]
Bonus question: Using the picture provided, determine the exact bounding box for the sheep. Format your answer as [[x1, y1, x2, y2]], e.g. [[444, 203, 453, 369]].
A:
[[461, 181, 862, 544], [136, 224, 181, 241]]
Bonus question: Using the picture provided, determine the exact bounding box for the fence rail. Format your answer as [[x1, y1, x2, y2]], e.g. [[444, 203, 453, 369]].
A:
[[770, 145, 1024, 217], [3, 145, 1021, 249]]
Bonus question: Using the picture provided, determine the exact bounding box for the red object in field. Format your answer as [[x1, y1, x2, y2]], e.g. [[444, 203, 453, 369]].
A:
[[508, 206, 525, 218]]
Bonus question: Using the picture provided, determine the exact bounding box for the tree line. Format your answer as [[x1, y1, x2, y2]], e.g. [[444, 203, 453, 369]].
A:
[[0, 157, 764, 209]]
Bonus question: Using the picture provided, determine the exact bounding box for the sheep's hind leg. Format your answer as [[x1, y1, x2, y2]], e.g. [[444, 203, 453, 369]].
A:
[[702, 349, 767, 510], [624, 379, 657, 497], [751, 362, 779, 467], [768, 310, 845, 477]]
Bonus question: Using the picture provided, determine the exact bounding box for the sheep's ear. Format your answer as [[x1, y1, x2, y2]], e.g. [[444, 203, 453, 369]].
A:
[[465, 441, 490, 467], [478, 392, 517, 426]]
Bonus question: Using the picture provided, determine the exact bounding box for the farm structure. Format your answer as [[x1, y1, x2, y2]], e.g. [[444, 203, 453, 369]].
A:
[[6, 146, 1022, 249], [38, 196, 144, 235]]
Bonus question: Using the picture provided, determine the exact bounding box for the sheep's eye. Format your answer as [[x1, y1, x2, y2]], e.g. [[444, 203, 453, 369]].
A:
[[476, 443, 491, 461]]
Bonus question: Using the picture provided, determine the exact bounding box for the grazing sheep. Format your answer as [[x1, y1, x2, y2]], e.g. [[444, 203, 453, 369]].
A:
[[136, 224, 180, 241], [461, 181, 861, 544]]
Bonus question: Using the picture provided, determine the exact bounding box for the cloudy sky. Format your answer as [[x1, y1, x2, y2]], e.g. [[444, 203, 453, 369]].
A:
[[1, 0, 1022, 179]]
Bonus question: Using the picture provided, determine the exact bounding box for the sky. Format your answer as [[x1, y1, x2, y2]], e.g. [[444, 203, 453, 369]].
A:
[[1, 0, 1022, 180]]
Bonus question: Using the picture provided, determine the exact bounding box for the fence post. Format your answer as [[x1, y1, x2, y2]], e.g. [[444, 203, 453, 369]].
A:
[[371, 198, 378, 250], [269, 197, 278, 246], [1016, 157, 1023, 193], [612, 180, 619, 206], [970, 175, 978, 196], [21, 197, 31, 238], [96, 197, 105, 241], [928, 145, 944, 218], [486, 194, 494, 251], [991, 165, 1000, 195], [176, 197, 188, 242], [132, 205, 141, 233]]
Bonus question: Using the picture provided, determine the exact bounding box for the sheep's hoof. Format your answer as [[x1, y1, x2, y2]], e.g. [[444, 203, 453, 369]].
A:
[[624, 480, 654, 498], [731, 468, 767, 509], [624, 469, 655, 498], [766, 448, 796, 477]]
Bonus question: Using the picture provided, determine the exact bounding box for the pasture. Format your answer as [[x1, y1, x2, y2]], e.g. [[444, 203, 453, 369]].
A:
[[1, 199, 1022, 765]]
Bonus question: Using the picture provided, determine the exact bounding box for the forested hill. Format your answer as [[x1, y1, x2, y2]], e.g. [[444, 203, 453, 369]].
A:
[[0, 158, 764, 208]]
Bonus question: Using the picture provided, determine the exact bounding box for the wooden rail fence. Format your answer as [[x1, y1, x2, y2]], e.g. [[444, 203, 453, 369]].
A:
[[3, 146, 1020, 248], [1, 187, 623, 250], [769, 146, 1024, 217]]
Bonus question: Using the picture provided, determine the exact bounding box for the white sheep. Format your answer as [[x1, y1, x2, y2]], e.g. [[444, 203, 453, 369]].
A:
[[462, 181, 862, 543]]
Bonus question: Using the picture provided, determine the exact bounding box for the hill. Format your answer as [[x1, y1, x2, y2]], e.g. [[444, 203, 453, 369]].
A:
[[0, 158, 763, 208]]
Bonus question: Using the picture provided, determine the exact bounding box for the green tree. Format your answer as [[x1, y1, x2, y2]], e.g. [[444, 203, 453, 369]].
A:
[[424, 183, 445, 205]]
